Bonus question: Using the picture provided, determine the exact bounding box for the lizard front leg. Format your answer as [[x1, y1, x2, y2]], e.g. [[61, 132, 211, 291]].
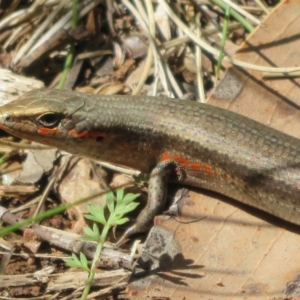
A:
[[116, 164, 173, 246]]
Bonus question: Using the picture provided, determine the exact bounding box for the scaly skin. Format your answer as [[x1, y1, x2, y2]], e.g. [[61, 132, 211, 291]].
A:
[[1, 88, 300, 243]]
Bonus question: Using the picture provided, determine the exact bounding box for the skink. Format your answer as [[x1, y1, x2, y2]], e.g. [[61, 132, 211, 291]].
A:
[[1, 88, 300, 243]]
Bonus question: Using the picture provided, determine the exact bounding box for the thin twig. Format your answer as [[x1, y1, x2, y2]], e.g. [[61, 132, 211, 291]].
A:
[[158, 0, 300, 75]]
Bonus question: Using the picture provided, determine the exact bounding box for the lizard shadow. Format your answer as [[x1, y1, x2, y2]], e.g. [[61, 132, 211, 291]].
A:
[[132, 251, 205, 285], [169, 184, 300, 235], [129, 184, 300, 286]]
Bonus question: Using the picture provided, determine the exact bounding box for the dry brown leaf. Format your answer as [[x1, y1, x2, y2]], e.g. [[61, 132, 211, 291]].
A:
[[18, 148, 57, 184], [57, 156, 108, 234]]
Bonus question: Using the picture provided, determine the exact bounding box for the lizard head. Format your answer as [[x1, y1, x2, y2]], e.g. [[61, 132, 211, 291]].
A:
[[0, 88, 157, 171], [0, 88, 88, 147]]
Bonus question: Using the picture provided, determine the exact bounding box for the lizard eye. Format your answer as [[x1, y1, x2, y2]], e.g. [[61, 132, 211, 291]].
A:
[[3, 114, 14, 123], [37, 113, 61, 128]]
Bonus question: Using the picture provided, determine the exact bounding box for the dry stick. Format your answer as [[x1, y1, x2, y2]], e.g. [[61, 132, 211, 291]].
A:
[[0, 139, 51, 150], [128, 0, 171, 96], [105, 0, 117, 37], [221, 0, 264, 27], [132, 0, 154, 95], [33, 174, 57, 219], [124, 0, 183, 97], [195, 13, 206, 103], [158, 0, 300, 75], [0, 205, 134, 270], [30, 0, 102, 52], [253, 0, 269, 14], [13, 0, 68, 64]]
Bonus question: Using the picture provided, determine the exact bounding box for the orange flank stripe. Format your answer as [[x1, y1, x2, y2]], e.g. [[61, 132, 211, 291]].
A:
[[38, 127, 58, 135], [203, 163, 214, 177], [191, 162, 201, 171], [225, 173, 232, 183], [161, 152, 172, 161], [161, 152, 202, 172], [69, 129, 106, 138], [88, 131, 106, 138], [215, 170, 221, 177], [69, 129, 88, 138], [173, 154, 189, 165]]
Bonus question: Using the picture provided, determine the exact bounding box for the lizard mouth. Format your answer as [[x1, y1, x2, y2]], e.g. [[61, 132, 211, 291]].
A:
[[0, 119, 14, 133]]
